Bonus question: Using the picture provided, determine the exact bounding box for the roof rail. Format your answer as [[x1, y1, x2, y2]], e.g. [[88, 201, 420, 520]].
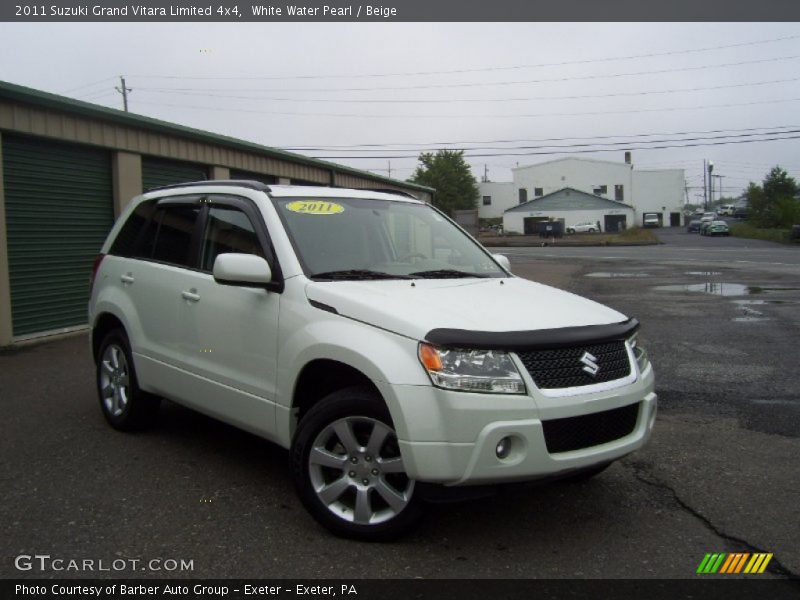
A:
[[146, 179, 271, 193]]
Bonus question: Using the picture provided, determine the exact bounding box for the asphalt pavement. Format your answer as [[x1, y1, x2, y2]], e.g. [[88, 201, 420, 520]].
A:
[[2, 228, 799, 579]]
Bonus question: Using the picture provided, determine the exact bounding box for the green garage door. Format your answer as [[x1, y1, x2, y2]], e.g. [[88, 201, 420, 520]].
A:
[[141, 157, 207, 191], [3, 135, 113, 337], [229, 169, 277, 185]]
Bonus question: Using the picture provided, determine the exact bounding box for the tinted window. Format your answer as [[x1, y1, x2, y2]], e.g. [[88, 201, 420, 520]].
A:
[[151, 206, 200, 267], [109, 200, 158, 257], [200, 206, 264, 272]]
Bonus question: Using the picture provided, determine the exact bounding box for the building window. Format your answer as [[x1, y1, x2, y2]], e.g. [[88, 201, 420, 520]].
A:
[[534, 187, 544, 197], [593, 185, 608, 195], [615, 184, 624, 202], [518, 188, 527, 204], [482, 195, 491, 206]]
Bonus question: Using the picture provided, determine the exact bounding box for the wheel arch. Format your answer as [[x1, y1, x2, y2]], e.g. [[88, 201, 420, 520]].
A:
[[289, 358, 386, 442]]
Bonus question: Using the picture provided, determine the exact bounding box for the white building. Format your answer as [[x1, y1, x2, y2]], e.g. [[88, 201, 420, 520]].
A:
[[503, 188, 635, 235], [479, 155, 685, 227], [478, 182, 515, 219]]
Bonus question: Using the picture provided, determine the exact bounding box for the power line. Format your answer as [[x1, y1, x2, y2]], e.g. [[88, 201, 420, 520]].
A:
[[60, 76, 117, 95], [133, 54, 800, 94], [278, 128, 800, 153], [129, 33, 800, 81], [284, 129, 800, 158], [306, 133, 800, 159], [277, 125, 800, 150], [133, 95, 800, 120], [134, 75, 800, 105]]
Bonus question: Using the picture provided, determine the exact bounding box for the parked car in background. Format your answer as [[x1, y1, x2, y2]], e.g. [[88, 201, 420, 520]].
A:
[[566, 221, 599, 233], [88, 181, 656, 541], [733, 207, 749, 219], [703, 220, 730, 236], [687, 220, 702, 233], [717, 204, 736, 216], [643, 214, 660, 228]]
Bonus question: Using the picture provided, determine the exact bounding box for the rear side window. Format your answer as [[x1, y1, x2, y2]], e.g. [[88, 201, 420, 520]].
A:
[[109, 200, 157, 257], [200, 206, 264, 272], [151, 206, 201, 267]]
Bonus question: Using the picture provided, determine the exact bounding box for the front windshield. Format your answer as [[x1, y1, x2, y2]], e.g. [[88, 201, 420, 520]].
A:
[[273, 197, 506, 280]]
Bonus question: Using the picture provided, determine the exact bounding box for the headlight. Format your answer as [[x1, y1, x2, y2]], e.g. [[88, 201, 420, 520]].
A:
[[418, 343, 526, 394], [628, 333, 649, 371]]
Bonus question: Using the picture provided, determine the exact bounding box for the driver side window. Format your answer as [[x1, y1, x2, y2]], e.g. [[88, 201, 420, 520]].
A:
[[200, 206, 264, 272]]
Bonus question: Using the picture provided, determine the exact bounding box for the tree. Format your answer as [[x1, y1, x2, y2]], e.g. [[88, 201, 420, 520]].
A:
[[408, 150, 479, 215], [748, 166, 799, 227]]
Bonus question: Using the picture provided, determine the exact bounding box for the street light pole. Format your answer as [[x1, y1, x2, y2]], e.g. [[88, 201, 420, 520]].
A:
[[707, 161, 714, 209]]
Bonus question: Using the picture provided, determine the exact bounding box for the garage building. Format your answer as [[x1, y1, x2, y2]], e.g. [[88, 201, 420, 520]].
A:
[[480, 155, 684, 227], [0, 81, 433, 345], [503, 187, 635, 235]]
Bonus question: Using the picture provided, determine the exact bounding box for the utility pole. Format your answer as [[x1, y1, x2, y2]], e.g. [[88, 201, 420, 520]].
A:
[[483, 164, 489, 183], [713, 174, 724, 203], [703, 159, 708, 210], [115, 76, 132, 112], [387, 160, 391, 178]]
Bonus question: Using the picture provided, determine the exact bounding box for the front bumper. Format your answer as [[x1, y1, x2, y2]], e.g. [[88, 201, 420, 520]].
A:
[[383, 362, 656, 486]]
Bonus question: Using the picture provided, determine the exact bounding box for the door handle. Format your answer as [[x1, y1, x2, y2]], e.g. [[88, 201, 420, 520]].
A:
[[120, 273, 135, 284], [181, 289, 201, 303]]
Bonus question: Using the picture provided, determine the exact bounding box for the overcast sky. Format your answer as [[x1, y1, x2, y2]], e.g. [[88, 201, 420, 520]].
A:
[[1, 22, 799, 202]]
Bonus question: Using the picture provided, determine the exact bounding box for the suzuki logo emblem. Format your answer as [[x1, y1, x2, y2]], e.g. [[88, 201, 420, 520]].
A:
[[580, 351, 600, 376]]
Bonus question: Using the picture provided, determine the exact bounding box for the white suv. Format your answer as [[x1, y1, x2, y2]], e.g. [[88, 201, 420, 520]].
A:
[[89, 181, 656, 540], [566, 221, 598, 233]]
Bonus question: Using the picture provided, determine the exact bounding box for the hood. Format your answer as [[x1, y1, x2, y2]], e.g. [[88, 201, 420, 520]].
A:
[[305, 277, 627, 342]]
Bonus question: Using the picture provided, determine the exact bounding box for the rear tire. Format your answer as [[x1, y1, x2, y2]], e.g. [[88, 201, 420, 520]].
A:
[[292, 386, 423, 541], [96, 329, 160, 431]]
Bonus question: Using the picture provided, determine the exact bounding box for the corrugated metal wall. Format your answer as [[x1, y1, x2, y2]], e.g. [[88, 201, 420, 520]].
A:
[[2, 135, 113, 336], [141, 156, 208, 191]]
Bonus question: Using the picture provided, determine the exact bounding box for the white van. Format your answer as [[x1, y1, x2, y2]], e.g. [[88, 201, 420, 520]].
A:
[[88, 181, 656, 540]]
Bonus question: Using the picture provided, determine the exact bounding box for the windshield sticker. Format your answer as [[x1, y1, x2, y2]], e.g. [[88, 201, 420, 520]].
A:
[[285, 200, 345, 215]]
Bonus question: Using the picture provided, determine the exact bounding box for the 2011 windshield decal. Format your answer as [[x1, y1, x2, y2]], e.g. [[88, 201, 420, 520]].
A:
[[285, 200, 345, 215]]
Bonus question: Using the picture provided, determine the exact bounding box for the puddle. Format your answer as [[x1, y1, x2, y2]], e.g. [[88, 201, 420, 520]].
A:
[[747, 286, 800, 294], [731, 299, 793, 305], [654, 283, 750, 296], [686, 271, 721, 276], [585, 272, 650, 278], [732, 317, 772, 322]]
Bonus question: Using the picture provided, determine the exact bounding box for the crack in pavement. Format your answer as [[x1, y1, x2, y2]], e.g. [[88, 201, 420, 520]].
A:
[[623, 459, 798, 580]]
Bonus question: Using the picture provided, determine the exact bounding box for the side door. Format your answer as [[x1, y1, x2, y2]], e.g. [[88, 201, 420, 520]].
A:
[[110, 197, 202, 372], [175, 195, 281, 437]]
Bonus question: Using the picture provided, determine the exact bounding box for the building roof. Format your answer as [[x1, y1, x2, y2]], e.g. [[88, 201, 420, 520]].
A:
[[0, 80, 433, 194], [505, 187, 634, 213], [511, 156, 634, 172]]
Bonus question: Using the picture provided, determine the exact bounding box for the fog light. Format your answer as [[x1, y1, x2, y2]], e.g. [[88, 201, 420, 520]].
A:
[[496, 437, 512, 459]]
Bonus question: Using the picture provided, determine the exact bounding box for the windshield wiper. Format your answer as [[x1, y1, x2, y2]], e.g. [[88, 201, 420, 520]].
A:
[[408, 269, 491, 279], [310, 269, 411, 281]]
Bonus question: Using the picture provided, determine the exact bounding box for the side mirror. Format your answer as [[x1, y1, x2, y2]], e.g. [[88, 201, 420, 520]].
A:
[[212, 253, 272, 286], [493, 253, 511, 273]]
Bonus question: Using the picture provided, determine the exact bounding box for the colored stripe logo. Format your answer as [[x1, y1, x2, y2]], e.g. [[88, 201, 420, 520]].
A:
[[696, 552, 773, 574]]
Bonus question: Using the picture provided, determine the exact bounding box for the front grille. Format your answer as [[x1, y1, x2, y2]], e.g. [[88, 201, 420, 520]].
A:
[[542, 403, 640, 453], [517, 341, 631, 389]]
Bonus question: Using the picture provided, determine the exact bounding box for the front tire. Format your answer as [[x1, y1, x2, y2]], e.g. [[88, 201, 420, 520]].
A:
[[292, 387, 423, 541], [96, 329, 160, 431]]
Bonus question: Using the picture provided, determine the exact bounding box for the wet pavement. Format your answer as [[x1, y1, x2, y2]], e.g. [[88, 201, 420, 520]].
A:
[[1, 228, 798, 580]]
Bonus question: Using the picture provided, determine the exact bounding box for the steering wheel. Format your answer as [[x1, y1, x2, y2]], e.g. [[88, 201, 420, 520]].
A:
[[398, 253, 427, 263]]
